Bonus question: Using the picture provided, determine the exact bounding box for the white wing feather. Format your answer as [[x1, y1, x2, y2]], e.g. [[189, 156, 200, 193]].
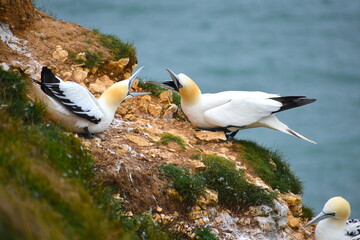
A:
[[203, 91, 282, 128], [44, 81, 104, 123], [58, 82, 104, 120]]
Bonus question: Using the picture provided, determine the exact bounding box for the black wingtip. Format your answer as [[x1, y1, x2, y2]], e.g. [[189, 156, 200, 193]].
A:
[[41, 66, 59, 84], [271, 96, 316, 113]]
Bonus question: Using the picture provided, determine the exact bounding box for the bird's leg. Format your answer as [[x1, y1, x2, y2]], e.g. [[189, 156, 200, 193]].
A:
[[83, 127, 106, 141], [83, 127, 94, 139], [225, 130, 239, 141]]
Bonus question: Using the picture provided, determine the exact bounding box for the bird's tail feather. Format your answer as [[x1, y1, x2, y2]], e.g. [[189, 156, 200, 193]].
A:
[[258, 115, 317, 144], [284, 128, 317, 144]]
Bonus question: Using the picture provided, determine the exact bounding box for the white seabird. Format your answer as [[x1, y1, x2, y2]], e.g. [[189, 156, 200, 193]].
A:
[[163, 68, 316, 143], [32, 66, 148, 139], [305, 196, 360, 240]]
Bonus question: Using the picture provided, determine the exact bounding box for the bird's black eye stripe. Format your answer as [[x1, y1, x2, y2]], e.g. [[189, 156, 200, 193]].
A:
[[322, 211, 336, 217]]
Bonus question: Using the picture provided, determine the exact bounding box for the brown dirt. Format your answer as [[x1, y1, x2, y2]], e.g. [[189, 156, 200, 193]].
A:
[[0, 0, 34, 29], [0, 9, 133, 81]]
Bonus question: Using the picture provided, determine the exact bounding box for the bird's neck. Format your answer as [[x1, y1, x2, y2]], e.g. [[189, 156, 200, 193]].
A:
[[316, 218, 346, 235], [316, 219, 346, 240], [179, 81, 201, 105], [98, 81, 128, 113]]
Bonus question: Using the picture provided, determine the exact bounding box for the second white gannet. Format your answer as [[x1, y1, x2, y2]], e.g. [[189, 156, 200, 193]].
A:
[[163, 68, 316, 143], [33, 66, 147, 138], [305, 196, 360, 240]]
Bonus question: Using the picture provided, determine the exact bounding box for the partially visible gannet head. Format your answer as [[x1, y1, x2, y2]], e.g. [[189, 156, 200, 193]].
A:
[[305, 196, 351, 228], [99, 66, 144, 110], [323, 197, 351, 221], [164, 68, 201, 103]]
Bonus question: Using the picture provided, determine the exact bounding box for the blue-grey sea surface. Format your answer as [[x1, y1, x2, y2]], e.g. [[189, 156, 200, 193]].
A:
[[41, 0, 360, 217]]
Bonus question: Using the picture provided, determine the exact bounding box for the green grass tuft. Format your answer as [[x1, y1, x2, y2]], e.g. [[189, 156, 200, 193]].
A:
[[0, 69, 47, 124], [199, 154, 276, 208], [75, 50, 103, 69], [137, 80, 181, 106], [160, 153, 275, 211], [159, 164, 205, 206], [234, 140, 303, 195], [301, 205, 315, 219], [137, 80, 169, 96], [160, 132, 186, 149], [93, 30, 137, 67], [172, 93, 181, 106], [195, 226, 219, 240], [122, 213, 170, 240], [190, 153, 202, 160]]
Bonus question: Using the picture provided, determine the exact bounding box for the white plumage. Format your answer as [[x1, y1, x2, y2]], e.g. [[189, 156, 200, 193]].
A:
[[33, 66, 147, 138], [163, 68, 316, 143], [305, 196, 360, 240], [45, 81, 104, 123]]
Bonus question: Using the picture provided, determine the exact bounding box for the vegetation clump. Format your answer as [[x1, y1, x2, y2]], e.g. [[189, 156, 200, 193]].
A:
[[121, 213, 171, 240], [74, 50, 104, 69], [233, 140, 303, 195], [160, 153, 276, 210], [138, 80, 181, 106], [159, 164, 205, 207], [138, 80, 169, 96], [195, 227, 220, 240], [160, 132, 186, 149], [301, 205, 315, 219], [69, 29, 137, 72], [93, 29, 137, 67], [0, 69, 46, 124], [199, 154, 276, 208]]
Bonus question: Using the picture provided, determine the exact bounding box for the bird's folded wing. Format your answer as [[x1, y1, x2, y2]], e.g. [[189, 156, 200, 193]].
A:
[[45, 81, 104, 124], [203, 96, 282, 128]]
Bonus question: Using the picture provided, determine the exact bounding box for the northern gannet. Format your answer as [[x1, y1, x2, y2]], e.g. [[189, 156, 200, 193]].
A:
[[305, 196, 360, 240], [33, 66, 147, 139], [163, 68, 316, 143]]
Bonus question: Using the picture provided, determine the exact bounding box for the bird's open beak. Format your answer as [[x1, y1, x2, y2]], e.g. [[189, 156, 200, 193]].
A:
[[304, 211, 336, 227], [128, 66, 144, 89], [163, 68, 182, 92]]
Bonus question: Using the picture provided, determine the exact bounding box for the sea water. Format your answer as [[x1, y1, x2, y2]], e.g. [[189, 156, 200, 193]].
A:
[[41, 0, 360, 216]]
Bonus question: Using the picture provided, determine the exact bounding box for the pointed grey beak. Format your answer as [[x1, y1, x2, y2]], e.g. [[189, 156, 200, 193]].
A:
[[164, 68, 182, 92], [304, 211, 336, 227], [128, 66, 144, 89], [125, 92, 151, 99]]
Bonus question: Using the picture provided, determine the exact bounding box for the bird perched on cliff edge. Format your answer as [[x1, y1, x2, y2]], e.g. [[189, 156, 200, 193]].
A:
[[163, 68, 316, 143], [305, 196, 360, 240], [32, 66, 148, 139]]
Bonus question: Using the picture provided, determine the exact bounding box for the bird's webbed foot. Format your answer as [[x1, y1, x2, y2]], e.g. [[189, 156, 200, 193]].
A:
[[83, 127, 106, 141]]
